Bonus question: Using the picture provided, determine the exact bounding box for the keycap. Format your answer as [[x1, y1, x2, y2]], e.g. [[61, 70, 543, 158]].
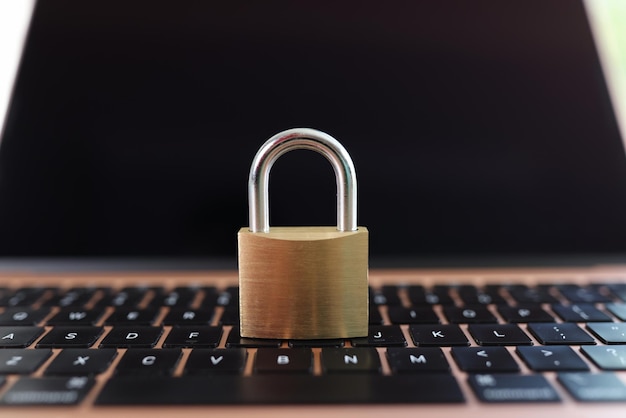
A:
[[0, 307, 51, 325], [468, 324, 532, 346], [351, 325, 407, 347], [507, 285, 558, 304], [162, 326, 222, 348], [99, 326, 163, 348], [44, 348, 117, 376], [96, 375, 465, 404], [369, 307, 384, 325], [451, 347, 519, 372], [558, 372, 626, 401], [443, 306, 497, 324], [408, 285, 453, 306], [370, 286, 401, 306], [115, 349, 182, 376], [606, 284, 626, 301], [46, 309, 105, 326], [255, 348, 313, 374], [104, 308, 160, 325], [0, 288, 48, 307], [225, 328, 281, 348], [386, 347, 450, 373], [152, 287, 196, 308], [556, 285, 612, 303], [95, 287, 149, 308], [184, 349, 247, 375], [0, 326, 45, 348], [1, 376, 95, 405], [0, 349, 52, 374], [497, 305, 554, 323], [468, 374, 560, 403], [42, 287, 99, 308], [218, 307, 239, 325], [551, 303, 612, 322], [387, 306, 440, 324], [605, 303, 626, 321], [580, 346, 626, 370], [586, 322, 626, 344], [457, 285, 506, 305], [516, 346, 589, 371], [527, 323, 596, 345], [36, 327, 103, 348], [321, 348, 381, 373], [409, 324, 469, 346], [162, 308, 214, 325]]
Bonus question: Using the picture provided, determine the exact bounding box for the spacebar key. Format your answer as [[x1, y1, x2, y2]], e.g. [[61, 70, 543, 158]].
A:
[[96, 375, 464, 404]]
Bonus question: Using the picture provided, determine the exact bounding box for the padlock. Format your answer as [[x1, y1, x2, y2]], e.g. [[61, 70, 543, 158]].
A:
[[238, 128, 368, 339]]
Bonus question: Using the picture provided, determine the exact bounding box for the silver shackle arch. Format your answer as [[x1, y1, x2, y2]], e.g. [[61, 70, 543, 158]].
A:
[[248, 128, 358, 233]]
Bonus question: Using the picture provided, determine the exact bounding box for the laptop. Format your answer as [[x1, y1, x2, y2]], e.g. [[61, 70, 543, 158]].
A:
[[0, 0, 625, 416]]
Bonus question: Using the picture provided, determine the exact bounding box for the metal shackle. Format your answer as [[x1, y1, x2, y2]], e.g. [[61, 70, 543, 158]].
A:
[[248, 128, 358, 233]]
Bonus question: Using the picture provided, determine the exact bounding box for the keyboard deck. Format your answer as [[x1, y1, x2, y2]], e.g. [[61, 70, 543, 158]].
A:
[[0, 268, 625, 415]]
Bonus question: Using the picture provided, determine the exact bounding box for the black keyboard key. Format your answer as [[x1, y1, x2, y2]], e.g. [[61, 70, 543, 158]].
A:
[[46, 309, 105, 326], [162, 308, 214, 325], [468, 374, 560, 403], [457, 286, 506, 305], [42, 287, 99, 308], [184, 349, 247, 375], [36, 326, 103, 348], [369, 306, 384, 325], [115, 349, 182, 376], [0, 326, 44, 348], [219, 307, 240, 325], [606, 284, 626, 301], [387, 306, 440, 324], [409, 324, 469, 346], [408, 285, 453, 306], [508, 285, 558, 304], [153, 287, 196, 308], [44, 348, 117, 376], [96, 374, 464, 404], [162, 326, 222, 348], [557, 285, 612, 303], [225, 328, 281, 348], [586, 322, 626, 344], [0, 307, 51, 325], [468, 324, 532, 346], [516, 346, 589, 371], [321, 348, 381, 373], [451, 347, 519, 372], [527, 323, 596, 345], [551, 303, 612, 322], [580, 346, 626, 370], [558, 372, 626, 401], [99, 327, 163, 348], [386, 347, 450, 373], [1, 376, 94, 405], [0, 349, 52, 374], [0, 288, 48, 307], [606, 303, 626, 321], [96, 287, 148, 308], [443, 306, 497, 324], [255, 348, 313, 374], [351, 325, 407, 347], [104, 308, 160, 325], [370, 286, 401, 306], [497, 305, 554, 323]]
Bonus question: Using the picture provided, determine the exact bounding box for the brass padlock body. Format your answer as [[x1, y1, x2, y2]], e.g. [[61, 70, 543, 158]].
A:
[[238, 226, 368, 339]]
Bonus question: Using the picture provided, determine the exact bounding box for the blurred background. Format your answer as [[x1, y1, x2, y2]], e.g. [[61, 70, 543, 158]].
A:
[[0, 0, 625, 266]]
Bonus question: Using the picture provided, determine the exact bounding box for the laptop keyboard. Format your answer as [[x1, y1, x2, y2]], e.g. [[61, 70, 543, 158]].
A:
[[0, 281, 626, 405]]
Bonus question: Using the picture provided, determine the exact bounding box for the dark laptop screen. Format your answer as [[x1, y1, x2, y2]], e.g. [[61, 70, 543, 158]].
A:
[[1, 0, 625, 263]]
